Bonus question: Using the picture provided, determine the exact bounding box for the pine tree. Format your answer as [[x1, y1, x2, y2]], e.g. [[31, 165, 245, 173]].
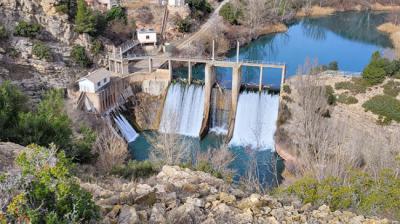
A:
[[75, 0, 96, 34]]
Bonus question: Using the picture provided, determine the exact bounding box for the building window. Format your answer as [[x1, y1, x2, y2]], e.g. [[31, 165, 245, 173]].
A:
[[146, 35, 150, 40], [97, 82, 101, 87], [104, 78, 107, 83]]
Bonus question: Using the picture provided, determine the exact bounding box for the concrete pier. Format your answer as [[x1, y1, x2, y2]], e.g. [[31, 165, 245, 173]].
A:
[[199, 64, 216, 138], [226, 65, 242, 142], [148, 58, 153, 73], [168, 60, 173, 81], [188, 61, 192, 85]]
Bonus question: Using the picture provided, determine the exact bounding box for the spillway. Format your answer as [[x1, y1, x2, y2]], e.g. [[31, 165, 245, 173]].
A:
[[230, 91, 279, 150], [159, 83, 205, 137], [114, 114, 139, 143], [210, 89, 231, 135]]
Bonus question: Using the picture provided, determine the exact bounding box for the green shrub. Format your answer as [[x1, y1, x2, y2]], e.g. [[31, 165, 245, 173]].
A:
[[362, 63, 386, 85], [383, 80, 400, 97], [282, 84, 291, 94], [336, 93, 358, 105], [187, 0, 212, 14], [334, 78, 368, 94], [219, 3, 241, 25], [4, 144, 99, 223], [71, 45, 91, 67], [55, 3, 69, 14], [90, 39, 103, 55], [325, 85, 336, 105], [176, 17, 192, 33], [0, 24, 8, 39], [14, 21, 41, 38], [280, 169, 400, 219], [111, 160, 159, 179], [106, 6, 126, 22], [75, 0, 96, 34], [71, 125, 97, 163], [0, 81, 28, 141], [32, 42, 52, 61], [362, 95, 400, 123]]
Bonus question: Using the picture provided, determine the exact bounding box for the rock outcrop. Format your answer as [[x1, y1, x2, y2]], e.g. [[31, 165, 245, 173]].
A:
[[81, 165, 393, 224]]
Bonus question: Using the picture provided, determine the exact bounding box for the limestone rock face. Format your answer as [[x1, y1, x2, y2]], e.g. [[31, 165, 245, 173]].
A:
[[0, 0, 76, 44], [79, 165, 394, 224]]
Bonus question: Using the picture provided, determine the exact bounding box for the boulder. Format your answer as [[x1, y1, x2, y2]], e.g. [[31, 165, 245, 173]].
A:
[[118, 205, 139, 224]]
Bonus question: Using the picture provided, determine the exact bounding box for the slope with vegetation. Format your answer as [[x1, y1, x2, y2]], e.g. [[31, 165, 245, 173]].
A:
[[275, 51, 400, 220]]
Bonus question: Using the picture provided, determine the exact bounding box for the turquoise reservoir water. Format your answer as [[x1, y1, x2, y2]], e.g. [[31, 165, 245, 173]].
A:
[[129, 11, 393, 186], [175, 11, 393, 89]]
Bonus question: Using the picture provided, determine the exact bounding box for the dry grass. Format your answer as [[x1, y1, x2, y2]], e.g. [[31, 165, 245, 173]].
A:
[[296, 6, 336, 17], [377, 22, 400, 59]]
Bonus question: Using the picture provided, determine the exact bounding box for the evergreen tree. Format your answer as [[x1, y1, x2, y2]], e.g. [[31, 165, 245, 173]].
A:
[[75, 0, 96, 34]]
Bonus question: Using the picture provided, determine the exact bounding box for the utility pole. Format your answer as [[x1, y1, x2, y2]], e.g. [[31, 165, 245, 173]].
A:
[[236, 41, 240, 63]]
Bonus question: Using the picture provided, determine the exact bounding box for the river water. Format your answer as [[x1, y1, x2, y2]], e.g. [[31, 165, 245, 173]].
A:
[[128, 11, 393, 186]]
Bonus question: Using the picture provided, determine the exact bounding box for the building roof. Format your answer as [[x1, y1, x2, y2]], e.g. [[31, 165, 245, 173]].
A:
[[137, 28, 156, 34], [79, 68, 111, 84]]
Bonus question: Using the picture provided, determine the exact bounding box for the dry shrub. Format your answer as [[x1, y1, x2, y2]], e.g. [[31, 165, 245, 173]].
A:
[[104, 20, 133, 45], [195, 144, 235, 176], [147, 132, 191, 165], [93, 126, 128, 174]]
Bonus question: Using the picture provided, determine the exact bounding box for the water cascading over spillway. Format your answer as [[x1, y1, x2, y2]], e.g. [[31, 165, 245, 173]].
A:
[[159, 83, 205, 137], [210, 89, 231, 135], [230, 91, 280, 150], [114, 114, 139, 143]]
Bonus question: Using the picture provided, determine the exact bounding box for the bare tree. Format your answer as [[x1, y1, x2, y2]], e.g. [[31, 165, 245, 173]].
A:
[[147, 132, 191, 165], [195, 144, 236, 177], [93, 127, 128, 174]]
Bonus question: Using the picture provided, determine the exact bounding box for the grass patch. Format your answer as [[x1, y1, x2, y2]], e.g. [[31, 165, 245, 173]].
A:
[[111, 160, 159, 180], [336, 93, 358, 105], [362, 95, 400, 123], [282, 84, 291, 94], [334, 78, 368, 94], [383, 80, 400, 97]]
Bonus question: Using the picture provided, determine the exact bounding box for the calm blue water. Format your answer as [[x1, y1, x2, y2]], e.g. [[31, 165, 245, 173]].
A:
[[129, 11, 393, 186], [174, 11, 393, 89]]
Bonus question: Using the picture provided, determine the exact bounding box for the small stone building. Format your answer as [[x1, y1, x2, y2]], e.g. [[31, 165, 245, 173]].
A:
[[78, 68, 111, 93], [166, 0, 185, 7], [85, 0, 119, 10], [137, 28, 157, 46]]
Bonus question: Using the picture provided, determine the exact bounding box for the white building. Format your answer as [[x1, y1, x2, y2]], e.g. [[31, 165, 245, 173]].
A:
[[85, 0, 119, 10], [78, 68, 111, 93], [167, 0, 185, 7], [137, 28, 157, 46]]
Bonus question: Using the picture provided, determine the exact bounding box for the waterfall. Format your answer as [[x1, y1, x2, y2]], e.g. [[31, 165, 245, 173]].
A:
[[114, 114, 139, 143], [210, 89, 231, 135], [230, 91, 279, 150], [159, 83, 205, 137]]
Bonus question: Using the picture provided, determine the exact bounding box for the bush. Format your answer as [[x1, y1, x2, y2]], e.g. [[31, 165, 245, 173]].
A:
[[383, 80, 400, 97], [334, 78, 368, 94], [0, 81, 28, 141], [282, 84, 291, 94], [325, 85, 336, 105], [0, 24, 8, 39], [187, 0, 212, 14], [219, 3, 241, 25], [71, 45, 91, 67], [3, 144, 99, 223], [362, 95, 400, 123], [280, 169, 400, 220], [32, 42, 52, 61], [362, 63, 386, 85], [90, 39, 103, 55], [75, 0, 96, 34], [336, 93, 358, 105], [176, 17, 192, 33], [55, 3, 69, 14], [111, 160, 159, 179], [14, 21, 41, 38], [106, 6, 126, 23]]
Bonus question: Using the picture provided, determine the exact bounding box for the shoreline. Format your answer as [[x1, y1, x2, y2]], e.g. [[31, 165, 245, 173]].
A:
[[377, 23, 400, 58]]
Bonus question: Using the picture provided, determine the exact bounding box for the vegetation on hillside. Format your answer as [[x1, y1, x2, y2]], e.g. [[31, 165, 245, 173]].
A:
[[219, 3, 241, 25], [0, 82, 96, 162], [14, 21, 41, 38], [0, 24, 8, 40], [32, 42, 52, 61], [71, 45, 91, 68], [1, 144, 99, 223]]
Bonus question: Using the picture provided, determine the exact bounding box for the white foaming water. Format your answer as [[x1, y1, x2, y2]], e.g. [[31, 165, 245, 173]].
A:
[[159, 83, 205, 137], [114, 114, 139, 143], [230, 91, 279, 150]]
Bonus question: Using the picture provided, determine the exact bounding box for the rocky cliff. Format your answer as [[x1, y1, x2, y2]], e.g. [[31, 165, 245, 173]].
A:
[[80, 165, 393, 224]]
